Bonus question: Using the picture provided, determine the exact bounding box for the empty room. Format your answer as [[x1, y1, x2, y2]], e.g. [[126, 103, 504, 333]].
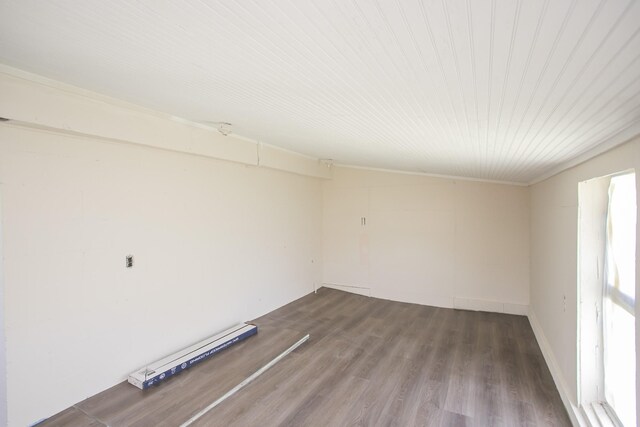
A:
[[0, 0, 639, 426]]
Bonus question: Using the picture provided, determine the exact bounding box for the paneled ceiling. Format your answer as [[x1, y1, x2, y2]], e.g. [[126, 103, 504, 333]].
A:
[[1, 0, 639, 183]]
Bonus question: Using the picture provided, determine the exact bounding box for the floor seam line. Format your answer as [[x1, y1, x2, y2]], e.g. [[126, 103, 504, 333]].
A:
[[72, 404, 109, 427]]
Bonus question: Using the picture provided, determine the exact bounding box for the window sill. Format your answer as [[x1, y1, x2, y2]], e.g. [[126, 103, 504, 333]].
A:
[[582, 403, 622, 427]]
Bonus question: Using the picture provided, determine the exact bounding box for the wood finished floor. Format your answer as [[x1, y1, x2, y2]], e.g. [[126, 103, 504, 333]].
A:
[[42, 288, 571, 426]]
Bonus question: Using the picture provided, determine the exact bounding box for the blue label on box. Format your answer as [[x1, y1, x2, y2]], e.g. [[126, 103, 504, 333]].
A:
[[142, 326, 258, 389]]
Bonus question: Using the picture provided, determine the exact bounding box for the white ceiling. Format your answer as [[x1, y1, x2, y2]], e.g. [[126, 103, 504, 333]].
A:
[[1, 0, 639, 183]]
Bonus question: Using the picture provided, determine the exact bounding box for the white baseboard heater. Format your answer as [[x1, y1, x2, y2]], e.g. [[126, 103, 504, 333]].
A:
[[128, 322, 258, 390]]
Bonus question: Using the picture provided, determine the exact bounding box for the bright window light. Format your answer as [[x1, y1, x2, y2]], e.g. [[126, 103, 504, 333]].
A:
[[603, 173, 636, 427]]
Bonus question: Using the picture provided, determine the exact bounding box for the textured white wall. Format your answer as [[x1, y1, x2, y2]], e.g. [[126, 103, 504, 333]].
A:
[[322, 167, 530, 313], [0, 125, 322, 426], [529, 135, 640, 423]]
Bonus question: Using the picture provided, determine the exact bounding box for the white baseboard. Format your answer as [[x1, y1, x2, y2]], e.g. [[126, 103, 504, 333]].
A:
[[454, 297, 503, 312], [321, 283, 371, 297], [528, 309, 586, 427], [320, 285, 529, 316], [503, 302, 530, 315], [371, 288, 454, 309], [453, 297, 529, 315]]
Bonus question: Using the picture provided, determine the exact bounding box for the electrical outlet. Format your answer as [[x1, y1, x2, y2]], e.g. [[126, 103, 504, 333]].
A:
[[126, 255, 134, 268], [563, 294, 566, 312]]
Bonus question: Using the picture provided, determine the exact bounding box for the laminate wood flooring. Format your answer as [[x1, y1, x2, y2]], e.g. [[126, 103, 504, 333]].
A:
[[41, 288, 571, 426]]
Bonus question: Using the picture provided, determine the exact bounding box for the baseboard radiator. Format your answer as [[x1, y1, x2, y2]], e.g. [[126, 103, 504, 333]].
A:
[[128, 323, 258, 389]]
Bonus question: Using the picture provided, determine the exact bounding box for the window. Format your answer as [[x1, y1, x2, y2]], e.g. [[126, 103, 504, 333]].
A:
[[578, 171, 636, 427], [603, 173, 636, 426]]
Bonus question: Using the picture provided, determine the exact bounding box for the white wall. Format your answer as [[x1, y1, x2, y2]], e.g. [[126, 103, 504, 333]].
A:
[[0, 183, 7, 426], [0, 67, 332, 181], [529, 135, 640, 425], [5, 63, 637, 427], [322, 167, 530, 313], [0, 124, 322, 426]]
